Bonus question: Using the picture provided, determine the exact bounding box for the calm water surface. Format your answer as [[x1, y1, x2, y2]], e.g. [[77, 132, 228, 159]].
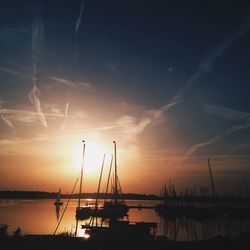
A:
[[0, 199, 250, 241]]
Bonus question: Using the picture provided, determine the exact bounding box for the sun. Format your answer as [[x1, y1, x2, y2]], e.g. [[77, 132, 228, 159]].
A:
[[72, 141, 110, 176]]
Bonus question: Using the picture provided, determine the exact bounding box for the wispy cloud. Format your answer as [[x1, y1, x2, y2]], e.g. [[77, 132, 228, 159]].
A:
[[166, 19, 250, 156], [75, 0, 85, 35], [0, 27, 29, 43], [0, 115, 14, 128], [47, 76, 92, 90], [0, 98, 14, 128], [114, 116, 151, 142], [0, 98, 4, 107], [0, 134, 56, 147], [131, 19, 250, 133], [28, 84, 47, 127], [0, 67, 29, 78], [233, 143, 250, 151], [148, 99, 182, 125], [0, 108, 60, 127], [187, 105, 250, 156], [0, 108, 61, 117], [166, 18, 250, 110], [75, 0, 85, 59], [30, 1, 47, 127], [60, 101, 70, 130], [45, 103, 61, 116], [204, 105, 250, 121], [0, 107, 86, 128]]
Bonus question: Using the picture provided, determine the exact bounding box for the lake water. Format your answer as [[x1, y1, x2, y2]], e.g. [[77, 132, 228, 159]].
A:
[[0, 199, 250, 241]]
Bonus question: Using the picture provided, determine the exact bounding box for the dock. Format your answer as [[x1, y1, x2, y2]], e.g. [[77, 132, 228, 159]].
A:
[[128, 205, 155, 210]]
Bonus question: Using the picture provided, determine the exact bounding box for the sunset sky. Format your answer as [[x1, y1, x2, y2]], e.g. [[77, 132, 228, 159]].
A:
[[0, 0, 249, 195]]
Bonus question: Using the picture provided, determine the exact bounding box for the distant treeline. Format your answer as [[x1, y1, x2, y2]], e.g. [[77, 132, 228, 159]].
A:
[[0, 191, 159, 200]]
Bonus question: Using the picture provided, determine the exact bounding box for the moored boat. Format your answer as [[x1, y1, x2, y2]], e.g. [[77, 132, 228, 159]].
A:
[[54, 188, 63, 206]]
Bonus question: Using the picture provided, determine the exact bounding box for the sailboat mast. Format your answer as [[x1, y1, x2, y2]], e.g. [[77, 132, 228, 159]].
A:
[[57, 188, 61, 201], [75, 140, 85, 237], [77, 140, 85, 209], [207, 158, 216, 198], [104, 155, 113, 204], [113, 141, 118, 205]]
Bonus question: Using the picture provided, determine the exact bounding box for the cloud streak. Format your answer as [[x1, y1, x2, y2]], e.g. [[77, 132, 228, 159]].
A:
[[28, 84, 47, 127], [0, 67, 29, 78], [204, 105, 250, 121], [0, 107, 86, 127], [167, 18, 250, 110], [75, 0, 85, 59], [187, 105, 250, 156], [0, 115, 14, 128], [0, 107, 60, 127], [75, 0, 85, 35], [60, 101, 70, 130], [47, 76, 92, 90], [114, 116, 151, 142], [30, 1, 47, 127]]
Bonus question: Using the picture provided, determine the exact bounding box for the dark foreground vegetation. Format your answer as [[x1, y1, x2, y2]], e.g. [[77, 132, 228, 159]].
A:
[[1, 225, 250, 250], [1, 233, 250, 250]]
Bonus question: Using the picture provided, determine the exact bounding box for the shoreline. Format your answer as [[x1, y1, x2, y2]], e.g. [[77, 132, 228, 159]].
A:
[[0, 191, 159, 200]]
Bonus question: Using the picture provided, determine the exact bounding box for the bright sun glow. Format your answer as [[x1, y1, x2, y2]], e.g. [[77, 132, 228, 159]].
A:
[[73, 142, 111, 176]]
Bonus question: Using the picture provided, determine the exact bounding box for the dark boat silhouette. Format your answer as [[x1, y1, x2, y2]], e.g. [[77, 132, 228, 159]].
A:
[[54, 188, 63, 206], [80, 141, 156, 239], [76, 203, 94, 220], [82, 220, 157, 239], [76, 141, 129, 220]]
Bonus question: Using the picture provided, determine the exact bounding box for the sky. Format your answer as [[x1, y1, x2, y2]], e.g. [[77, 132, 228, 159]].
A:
[[0, 0, 250, 195]]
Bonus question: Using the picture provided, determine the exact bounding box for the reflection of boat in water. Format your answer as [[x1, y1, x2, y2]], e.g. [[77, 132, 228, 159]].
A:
[[55, 203, 61, 220], [54, 188, 63, 206]]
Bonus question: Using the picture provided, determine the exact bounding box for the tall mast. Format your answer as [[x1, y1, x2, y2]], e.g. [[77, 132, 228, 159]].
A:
[[91, 154, 105, 227], [75, 140, 85, 236], [77, 140, 85, 209], [207, 158, 216, 198], [113, 141, 118, 205], [104, 155, 113, 204]]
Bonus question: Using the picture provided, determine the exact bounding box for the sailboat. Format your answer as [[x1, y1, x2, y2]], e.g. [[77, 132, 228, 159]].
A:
[[54, 188, 63, 206], [81, 141, 157, 240], [98, 141, 129, 219]]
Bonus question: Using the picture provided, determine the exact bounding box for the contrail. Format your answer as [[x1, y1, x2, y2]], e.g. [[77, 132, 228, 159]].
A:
[[0, 67, 28, 78], [75, 0, 85, 35], [1, 114, 14, 128], [168, 18, 250, 109], [187, 105, 250, 156], [29, 84, 47, 127], [75, 0, 85, 59], [30, 0, 47, 127], [204, 105, 250, 121], [156, 18, 250, 154], [48, 77, 76, 87], [47, 76, 92, 90], [60, 101, 70, 130], [187, 122, 250, 156]]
